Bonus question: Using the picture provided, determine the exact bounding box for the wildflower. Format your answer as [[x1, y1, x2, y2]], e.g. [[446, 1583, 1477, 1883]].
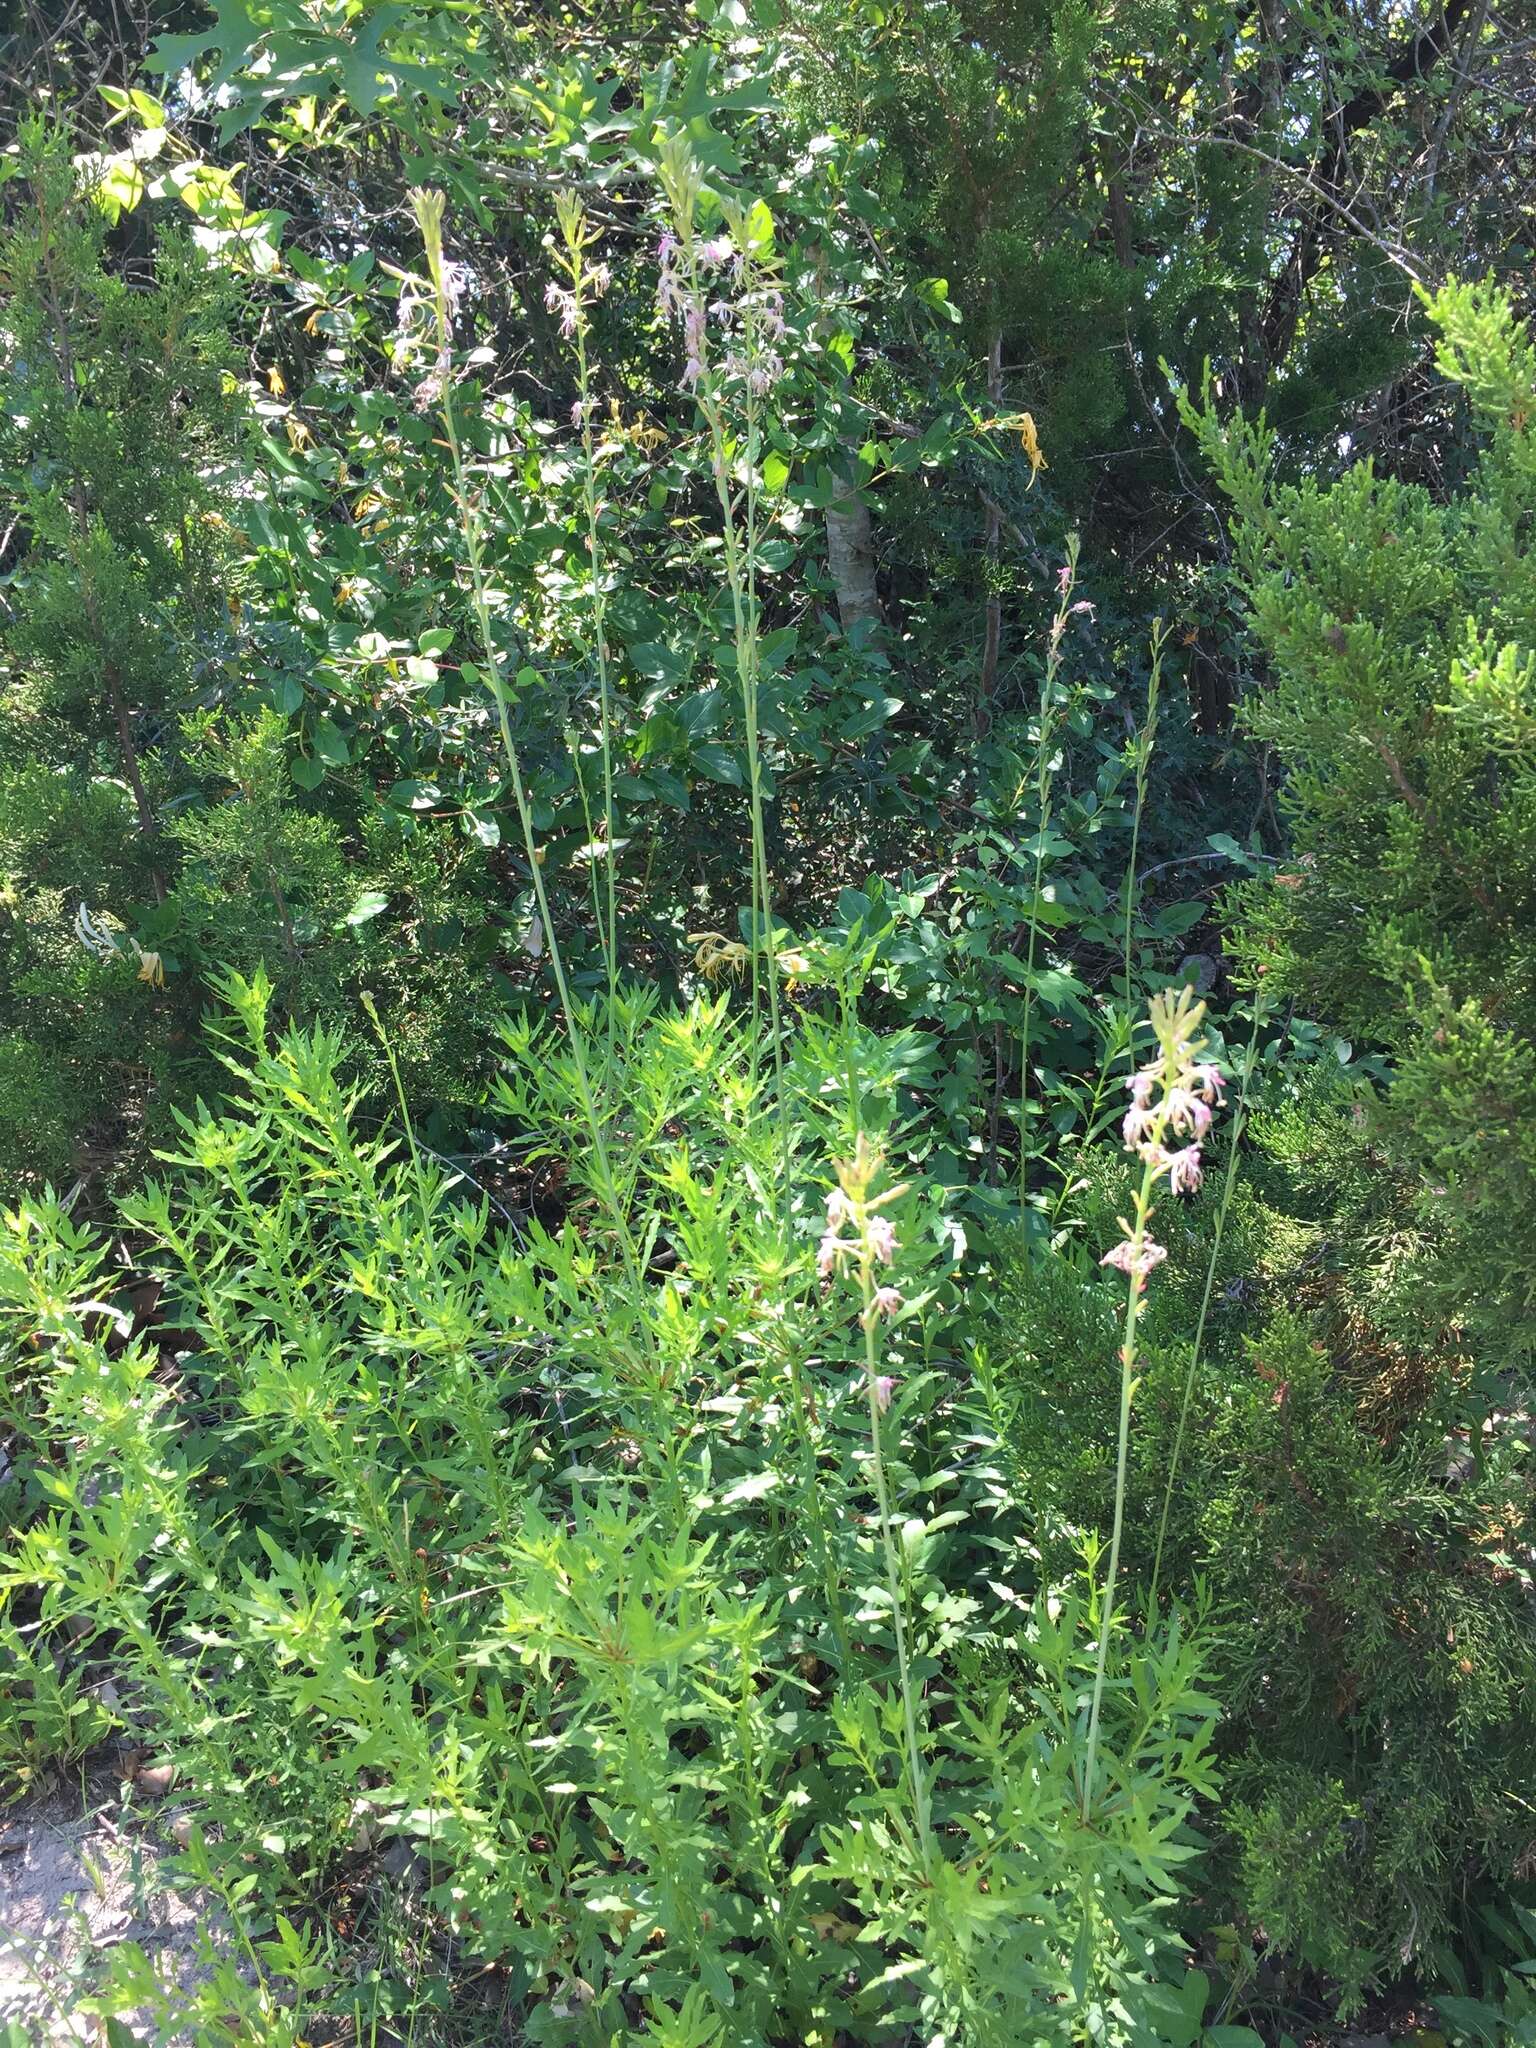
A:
[[1019, 411, 1047, 484], [1100, 1237, 1167, 1280], [656, 233, 682, 316], [1191, 1061, 1227, 1103], [1104, 984, 1224, 1277], [1163, 1087, 1213, 1140], [698, 234, 734, 271], [1166, 1144, 1203, 1195], [874, 1371, 897, 1408], [1122, 1103, 1159, 1151], [819, 1135, 907, 1294], [411, 353, 450, 411], [866, 1213, 897, 1266], [544, 282, 579, 339], [1056, 562, 1072, 596], [439, 258, 469, 318], [587, 261, 611, 298], [570, 398, 588, 429], [689, 931, 749, 980]]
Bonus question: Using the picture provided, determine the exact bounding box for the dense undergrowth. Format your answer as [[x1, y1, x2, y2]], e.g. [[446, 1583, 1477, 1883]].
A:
[[0, 3, 1533, 2043]]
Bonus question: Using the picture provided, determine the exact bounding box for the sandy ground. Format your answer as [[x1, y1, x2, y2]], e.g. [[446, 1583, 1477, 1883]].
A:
[[0, 1775, 212, 2043]]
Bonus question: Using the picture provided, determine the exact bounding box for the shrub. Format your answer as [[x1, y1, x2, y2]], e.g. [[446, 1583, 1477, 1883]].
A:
[[0, 972, 1220, 2043], [1179, 279, 1536, 1366], [996, 1055, 1536, 2011]]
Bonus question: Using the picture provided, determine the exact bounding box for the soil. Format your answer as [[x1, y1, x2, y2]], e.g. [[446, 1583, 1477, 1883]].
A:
[[0, 1766, 214, 2043]]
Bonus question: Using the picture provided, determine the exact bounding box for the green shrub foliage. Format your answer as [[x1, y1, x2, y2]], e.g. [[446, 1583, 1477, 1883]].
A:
[[1, 4, 1534, 2039], [997, 1058, 1536, 2010], [1183, 282, 1536, 1365], [0, 976, 1219, 2044]]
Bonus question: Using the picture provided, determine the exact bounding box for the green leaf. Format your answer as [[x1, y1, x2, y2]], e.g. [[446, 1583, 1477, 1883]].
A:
[[290, 755, 324, 791], [311, 716, 351, 766], [343, 891, 390, 927], [720, 1470, 780, 1506], [691, 743, 744, 786]]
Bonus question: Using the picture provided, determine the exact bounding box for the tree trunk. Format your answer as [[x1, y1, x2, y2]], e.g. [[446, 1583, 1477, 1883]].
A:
[[825, 475, 883, 636]]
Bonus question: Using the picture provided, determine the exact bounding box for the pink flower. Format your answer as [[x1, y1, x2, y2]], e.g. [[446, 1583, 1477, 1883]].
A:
[[1100, 1237, 1167, 1280], [1070, 600, 1096, 619], [1122, 1104, 1159, 1150], [1056, 562, 1072, 595], [817, 1230, 843, 1278], [1192, 1062, 1226, 1103], [699, 235, 734, 271], [1126, 1068, 1158, 1107], [1163, 1088, 1212, 1140], [826, 1187, 852, 1228], [1166, 1144, 1203, 1195], [544, 282, 579, 339], [866, 1213, 897, 1265], [873, 1373, 896, 1411], [873, 1286, 902, 1320]]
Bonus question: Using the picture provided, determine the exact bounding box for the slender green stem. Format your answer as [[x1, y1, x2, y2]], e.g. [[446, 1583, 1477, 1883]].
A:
[[859, 1260, 933, 1865], [1147, 996, 1269, 1611], [568, 286, 621, 1068], [1119, 621, 1166, 1031], [681, 224, 790, 1202], [1018, 541, 1078, 1202], [411, 191, 644, 1304], [1080, 1158, 1157, 1820]]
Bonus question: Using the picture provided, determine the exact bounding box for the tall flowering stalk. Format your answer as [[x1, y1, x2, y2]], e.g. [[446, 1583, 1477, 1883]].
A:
[[1044, 619, 1171, 1236], [1147, 993, 1269, 1611], [1017, 540, 1087, 1200], [548, 192, 622, 1053], [1119, 621, 1166, 1025], [408, 189, 641, 1291], [819, 1135, 933, 1865], [655, 138, 791, 1174], [1080, 987, 1225, 1819]]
